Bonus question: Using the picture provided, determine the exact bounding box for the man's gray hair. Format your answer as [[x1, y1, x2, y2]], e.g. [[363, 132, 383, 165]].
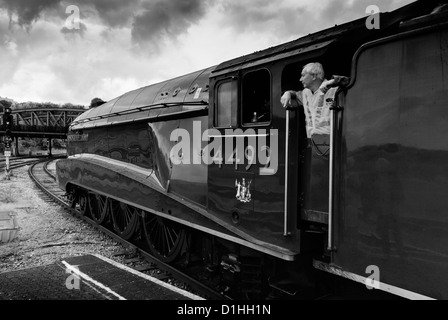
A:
[[302, 62, 325, 81]]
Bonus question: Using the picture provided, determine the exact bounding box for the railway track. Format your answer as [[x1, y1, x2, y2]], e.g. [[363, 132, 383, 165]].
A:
[[28, 158, 226, 300], [0, 157, 45, 171]]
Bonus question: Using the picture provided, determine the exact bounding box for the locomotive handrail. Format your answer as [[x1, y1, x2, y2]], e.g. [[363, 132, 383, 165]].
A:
[[284, 109, 291, 236], [70, 100, 208, 127], [327, 90, 345, 252], [328, 101, 335, 251]]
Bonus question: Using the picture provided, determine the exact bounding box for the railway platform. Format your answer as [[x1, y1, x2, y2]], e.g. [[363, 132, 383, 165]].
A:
[[0, 254, 203, 300]]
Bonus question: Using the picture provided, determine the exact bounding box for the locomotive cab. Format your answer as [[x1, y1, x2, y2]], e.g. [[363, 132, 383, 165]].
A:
[[205, 37, 355, 263], [203, 0, 435, 271]]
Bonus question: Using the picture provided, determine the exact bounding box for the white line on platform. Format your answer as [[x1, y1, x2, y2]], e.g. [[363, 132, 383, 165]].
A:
[[93, 254, 205, 300], [61, 260, 127, 300]]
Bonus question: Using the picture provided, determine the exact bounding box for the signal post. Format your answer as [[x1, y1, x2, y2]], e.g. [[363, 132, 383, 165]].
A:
[[4, 137, 12, 180], [3, 107, 13, 180]]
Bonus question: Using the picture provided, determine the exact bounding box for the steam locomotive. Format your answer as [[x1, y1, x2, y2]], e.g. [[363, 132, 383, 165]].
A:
[[56, 0, 448, 299]]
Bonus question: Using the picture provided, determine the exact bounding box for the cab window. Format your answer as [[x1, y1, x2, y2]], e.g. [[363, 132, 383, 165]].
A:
[[216, 79, 238, 127]]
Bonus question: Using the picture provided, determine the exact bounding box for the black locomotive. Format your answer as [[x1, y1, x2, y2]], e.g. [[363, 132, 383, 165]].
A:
[[56, 0, 448, 299]]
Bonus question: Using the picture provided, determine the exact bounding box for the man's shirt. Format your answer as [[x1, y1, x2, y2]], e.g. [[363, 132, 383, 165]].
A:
[[297, 82, 336, 138]]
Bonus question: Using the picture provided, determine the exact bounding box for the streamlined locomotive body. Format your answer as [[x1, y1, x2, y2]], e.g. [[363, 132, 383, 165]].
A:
[[56, 0, 448, 299]]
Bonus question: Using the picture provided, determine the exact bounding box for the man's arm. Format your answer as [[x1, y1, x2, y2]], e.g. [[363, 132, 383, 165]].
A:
[[319, 75, 350, 93], [280, 90, 301, 109]]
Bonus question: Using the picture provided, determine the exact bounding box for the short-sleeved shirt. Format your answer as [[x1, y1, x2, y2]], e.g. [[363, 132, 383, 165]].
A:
[[297, 83, 337, 138]]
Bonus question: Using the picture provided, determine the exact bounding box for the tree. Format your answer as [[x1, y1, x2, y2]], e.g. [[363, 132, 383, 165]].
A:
[[90, 97, 106, 109], [0, 99, 12, 110]]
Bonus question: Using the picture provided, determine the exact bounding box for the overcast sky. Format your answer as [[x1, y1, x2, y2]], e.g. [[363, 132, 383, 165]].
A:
[[0, 0, 415, 106]]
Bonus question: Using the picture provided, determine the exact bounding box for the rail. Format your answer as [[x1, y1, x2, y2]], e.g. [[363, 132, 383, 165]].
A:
[[28, 159, 227, 300]]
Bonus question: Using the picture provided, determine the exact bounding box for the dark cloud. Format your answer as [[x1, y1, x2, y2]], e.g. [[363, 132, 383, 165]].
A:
[[0, 0, 213, 48], [76, 0, 140, 28], [131, 0, 213, 49], [0, 0, 418, 36], [0, 0, 137, 29], [0, 0, 61, 28]]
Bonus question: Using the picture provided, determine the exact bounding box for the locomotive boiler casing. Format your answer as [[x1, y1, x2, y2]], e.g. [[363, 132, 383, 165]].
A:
[[56, 65, 304, 261]]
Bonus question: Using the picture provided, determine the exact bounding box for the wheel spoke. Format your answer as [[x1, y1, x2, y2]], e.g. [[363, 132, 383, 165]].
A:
[[110, 200, 138, 240], [166, 227, 176, 248], [78, 191, 89, 216], [88, 193, 108, 225], [142, 212, 186, 263]]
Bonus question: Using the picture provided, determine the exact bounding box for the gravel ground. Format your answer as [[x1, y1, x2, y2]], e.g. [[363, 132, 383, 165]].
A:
[[0, 162, 197, 297], [0, 163, 129, 274]]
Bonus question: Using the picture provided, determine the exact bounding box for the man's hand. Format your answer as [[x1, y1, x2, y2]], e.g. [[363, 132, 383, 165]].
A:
[[322, 76, 350, 91], [322, 79, 336, 88], [319, 79, 336, 93], [281, 91, 298, 109]]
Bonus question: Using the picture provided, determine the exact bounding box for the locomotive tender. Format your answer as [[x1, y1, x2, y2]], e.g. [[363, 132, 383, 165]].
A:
[[56, 0, 448, 299]]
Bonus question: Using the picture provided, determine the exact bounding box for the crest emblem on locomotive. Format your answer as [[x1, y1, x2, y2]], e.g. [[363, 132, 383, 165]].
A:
[[235, 178, 252, 203]]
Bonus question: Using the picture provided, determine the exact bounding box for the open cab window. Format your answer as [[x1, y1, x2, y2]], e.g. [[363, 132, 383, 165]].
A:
[[242, 69, 271, 126]]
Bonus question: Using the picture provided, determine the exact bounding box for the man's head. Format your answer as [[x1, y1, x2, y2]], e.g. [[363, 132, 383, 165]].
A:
[[300, 62, 325, 91]]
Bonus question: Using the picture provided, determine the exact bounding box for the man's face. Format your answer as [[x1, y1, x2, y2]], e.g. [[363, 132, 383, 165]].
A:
[[300, 70, 314, 89]]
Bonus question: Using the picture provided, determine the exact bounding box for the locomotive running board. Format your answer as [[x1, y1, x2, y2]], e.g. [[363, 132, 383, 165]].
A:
[[313, 260, 435, 300]]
